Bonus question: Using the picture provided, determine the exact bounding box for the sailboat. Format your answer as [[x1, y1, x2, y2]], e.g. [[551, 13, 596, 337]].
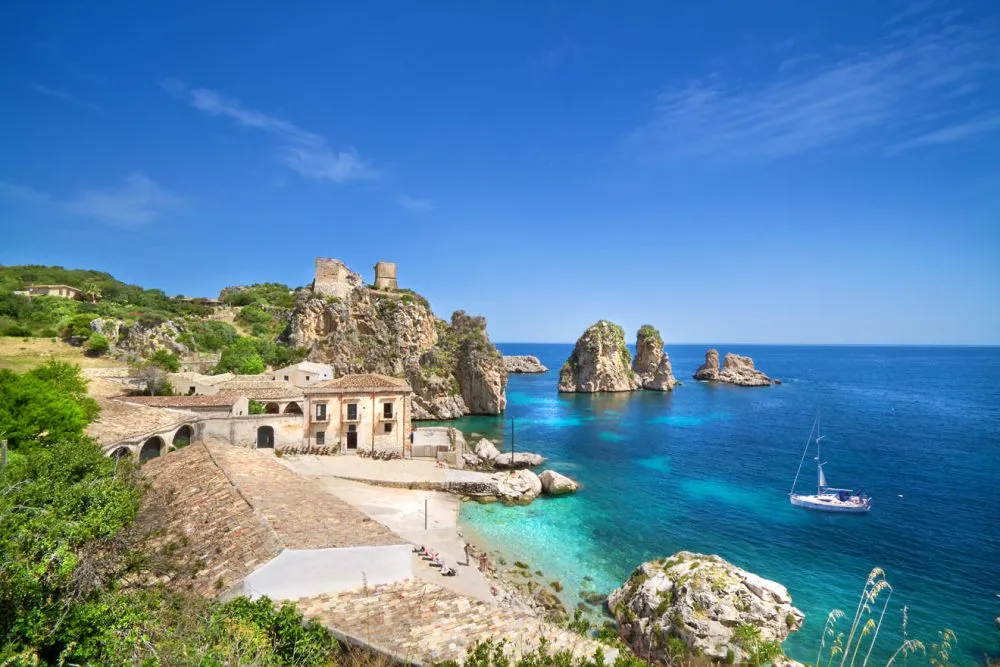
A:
[[789, 414, 871, 513]]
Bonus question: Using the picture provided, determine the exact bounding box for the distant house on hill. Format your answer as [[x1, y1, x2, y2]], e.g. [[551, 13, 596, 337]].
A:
[[18, 284, 83, 300], [270, 361, 334, 387]]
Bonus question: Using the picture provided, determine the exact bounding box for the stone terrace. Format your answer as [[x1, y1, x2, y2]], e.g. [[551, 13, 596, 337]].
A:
[[297, 580, 612, 666]]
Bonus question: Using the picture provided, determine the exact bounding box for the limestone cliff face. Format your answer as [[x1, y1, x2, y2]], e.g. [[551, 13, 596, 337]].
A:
[[558, 320, 639, 393], [632, 325, 677, 391], [287, 263, 506, 419], [90, 318, 191, 359]]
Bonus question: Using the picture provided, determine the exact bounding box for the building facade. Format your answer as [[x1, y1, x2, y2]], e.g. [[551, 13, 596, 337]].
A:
[[303, 374, 412, 455], [21, 284, 83, 299], [270, 361, 334, 387]]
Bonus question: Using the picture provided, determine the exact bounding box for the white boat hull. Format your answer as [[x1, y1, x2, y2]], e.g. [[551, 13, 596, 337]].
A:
[[790, 493, 871, 513]]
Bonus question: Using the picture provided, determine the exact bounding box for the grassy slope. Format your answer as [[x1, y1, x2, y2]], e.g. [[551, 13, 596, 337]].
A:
[[0, 337, 121, 372]]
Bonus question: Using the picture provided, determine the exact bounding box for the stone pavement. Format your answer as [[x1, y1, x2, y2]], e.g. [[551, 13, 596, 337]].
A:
[[296, 579, 615, 666], [281, 453, 495, 491]]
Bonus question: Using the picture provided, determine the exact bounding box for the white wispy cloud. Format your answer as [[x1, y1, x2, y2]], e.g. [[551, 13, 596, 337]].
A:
[[0, 173, 179, 227], [29, 83, 100, 112], [633, 10, 999, 161], [66, 172, 179, 226], [163, 78, 377, 183], [399, 195, 435, 212]]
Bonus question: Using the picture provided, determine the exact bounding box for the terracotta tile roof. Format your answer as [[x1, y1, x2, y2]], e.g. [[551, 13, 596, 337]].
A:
[[141, 441, 406, 598], [141, 443, 282, 597], [86, 398, 196, 445], [169, 371, 234, 386], [216, 379, 303, 400], [307, 373, 412, 392], [119, 395, 237, 408]]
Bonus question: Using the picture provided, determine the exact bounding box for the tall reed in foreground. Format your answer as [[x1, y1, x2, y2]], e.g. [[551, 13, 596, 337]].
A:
[[815, 567, 953, 667]]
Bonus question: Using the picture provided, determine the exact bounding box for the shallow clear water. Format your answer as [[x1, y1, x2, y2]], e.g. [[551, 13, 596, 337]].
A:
[[453, 344, 1000, 665]]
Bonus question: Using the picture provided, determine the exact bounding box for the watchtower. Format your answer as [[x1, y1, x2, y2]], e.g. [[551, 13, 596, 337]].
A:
[[373, 261, 398, 290], [313, 258, 361, 299]]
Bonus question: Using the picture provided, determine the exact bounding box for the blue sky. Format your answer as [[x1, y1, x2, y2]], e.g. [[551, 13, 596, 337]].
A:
[[1, 1, 998, 344]]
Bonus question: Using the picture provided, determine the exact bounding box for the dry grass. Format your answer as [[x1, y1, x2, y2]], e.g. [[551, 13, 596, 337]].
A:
[[0, 336, 121, 372]]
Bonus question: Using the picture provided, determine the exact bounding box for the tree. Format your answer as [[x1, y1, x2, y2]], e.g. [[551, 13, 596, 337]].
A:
[[129, 363, 173, 396], [81, 282, 102, 304], [0, 362, 99, 450], [215, 338, 267, 375]]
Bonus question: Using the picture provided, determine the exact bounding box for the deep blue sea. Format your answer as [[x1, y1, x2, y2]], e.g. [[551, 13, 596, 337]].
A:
[[452, 344, 1000, 665]]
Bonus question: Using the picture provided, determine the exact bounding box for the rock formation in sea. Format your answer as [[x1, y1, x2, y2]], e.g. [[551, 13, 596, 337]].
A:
[[632, 324, 678, 391], [693, 349, 774, 386], [287, 260, 507, 419], [539, 470, 579, 495], [469, 438, 546, 470], [558, 320, 640, 393], [504, 355, 549, 374], [608, 551, 804, 663]]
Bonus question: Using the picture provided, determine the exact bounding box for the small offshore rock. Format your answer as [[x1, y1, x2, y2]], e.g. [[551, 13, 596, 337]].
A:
[[693, 349, 774, 387], [493, 451, 546, 469], [632, 325, 678, 391], [539, 469, 580, 495], [608, 551, 803, 663], [504, 355, 548, 373]]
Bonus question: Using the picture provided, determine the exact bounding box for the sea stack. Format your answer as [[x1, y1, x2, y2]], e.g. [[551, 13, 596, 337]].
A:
[[609, 552, 804, 664], [693, 349, 773, 386], [558, 320, 640, 393], [632, 324, 678, 391]]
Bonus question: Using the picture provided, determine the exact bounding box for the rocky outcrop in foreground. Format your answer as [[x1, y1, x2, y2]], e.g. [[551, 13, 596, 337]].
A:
[[469, 439, 546, 470], [609, 552, 803, 663], [693, 349, 774, 386], [504, 355, 548, 373], [287, 261, 507, 419], [632, 325, 678, 392], [558, 321, 639, 393]]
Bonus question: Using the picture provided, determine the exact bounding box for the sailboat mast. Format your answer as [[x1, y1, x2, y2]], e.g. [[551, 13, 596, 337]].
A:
[[790, 414, 817, 496]]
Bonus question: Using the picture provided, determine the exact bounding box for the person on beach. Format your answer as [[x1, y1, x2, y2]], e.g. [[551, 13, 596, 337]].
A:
[[479, 552, 488, 572], [463, 542, 471, 565]]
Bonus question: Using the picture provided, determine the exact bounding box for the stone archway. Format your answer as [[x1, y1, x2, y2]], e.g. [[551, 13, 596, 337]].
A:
[[264, 402, 281, 414], [111, 447, 132, 459], [256, 426, 275, 449], [172, 424, 193, 449], [140, 436, 164, 462], [283, 402, 303, 415]]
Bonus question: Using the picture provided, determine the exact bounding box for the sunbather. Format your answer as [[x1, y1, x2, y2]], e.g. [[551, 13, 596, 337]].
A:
[[440, 565, 456, 576]]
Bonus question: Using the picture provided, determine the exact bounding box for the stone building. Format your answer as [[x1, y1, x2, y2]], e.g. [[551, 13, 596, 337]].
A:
[[270, 361, 334, 387], [312, 257, 362, 299], [373, 261, 398, 289], [18, 284, 83, 299], [303, 374, 412, 455]]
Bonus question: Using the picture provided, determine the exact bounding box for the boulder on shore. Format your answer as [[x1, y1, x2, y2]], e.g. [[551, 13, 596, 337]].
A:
[[539, 470, 579, 495], [474, 438, 502, 461], [608, 551, 803, 664], [493, 452, 547, 469], [632, 325, 678, 392], [693, 349, 774, 386], [493, 469, 542, 504], [504, 355, 549, 374], [558, 320, 640, 393]]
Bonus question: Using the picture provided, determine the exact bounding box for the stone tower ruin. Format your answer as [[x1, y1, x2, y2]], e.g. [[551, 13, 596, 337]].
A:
[[373, 261, 398, 290], [313, 258, 362, 299]]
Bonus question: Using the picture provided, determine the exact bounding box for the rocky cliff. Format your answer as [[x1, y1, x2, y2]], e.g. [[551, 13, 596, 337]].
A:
[[90, 318, 191, 359], [693, 349, 774, 386], [632, 325, 678, 391], [609, 551, 803, 663], [558, 320, 639, 393], [287, 264, 506, 419]]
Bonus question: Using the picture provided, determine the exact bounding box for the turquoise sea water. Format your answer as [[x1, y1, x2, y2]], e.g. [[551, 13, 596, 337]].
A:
[[454, 344, 1000, 665]]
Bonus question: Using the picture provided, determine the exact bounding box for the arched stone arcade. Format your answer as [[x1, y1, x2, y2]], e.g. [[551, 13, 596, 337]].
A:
[[283, 402, 302, 415], [140, 436, 164, 462], [172, 424, 193, 449]]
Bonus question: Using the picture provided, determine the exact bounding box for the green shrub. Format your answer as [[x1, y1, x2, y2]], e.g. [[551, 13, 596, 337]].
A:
[[150, 349, 181, 372], [85, 333, 110, 356], [0, 323, 33, 337], [61, 313, 97, 338]]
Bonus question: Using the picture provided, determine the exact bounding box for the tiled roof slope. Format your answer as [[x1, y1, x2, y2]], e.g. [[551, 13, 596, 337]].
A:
[[119, 395, 236, 408], [207, 441, 405, 549], [308, 373, 411, 392], [142, 443, 282, 597], [87, 398, 195, 445]]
